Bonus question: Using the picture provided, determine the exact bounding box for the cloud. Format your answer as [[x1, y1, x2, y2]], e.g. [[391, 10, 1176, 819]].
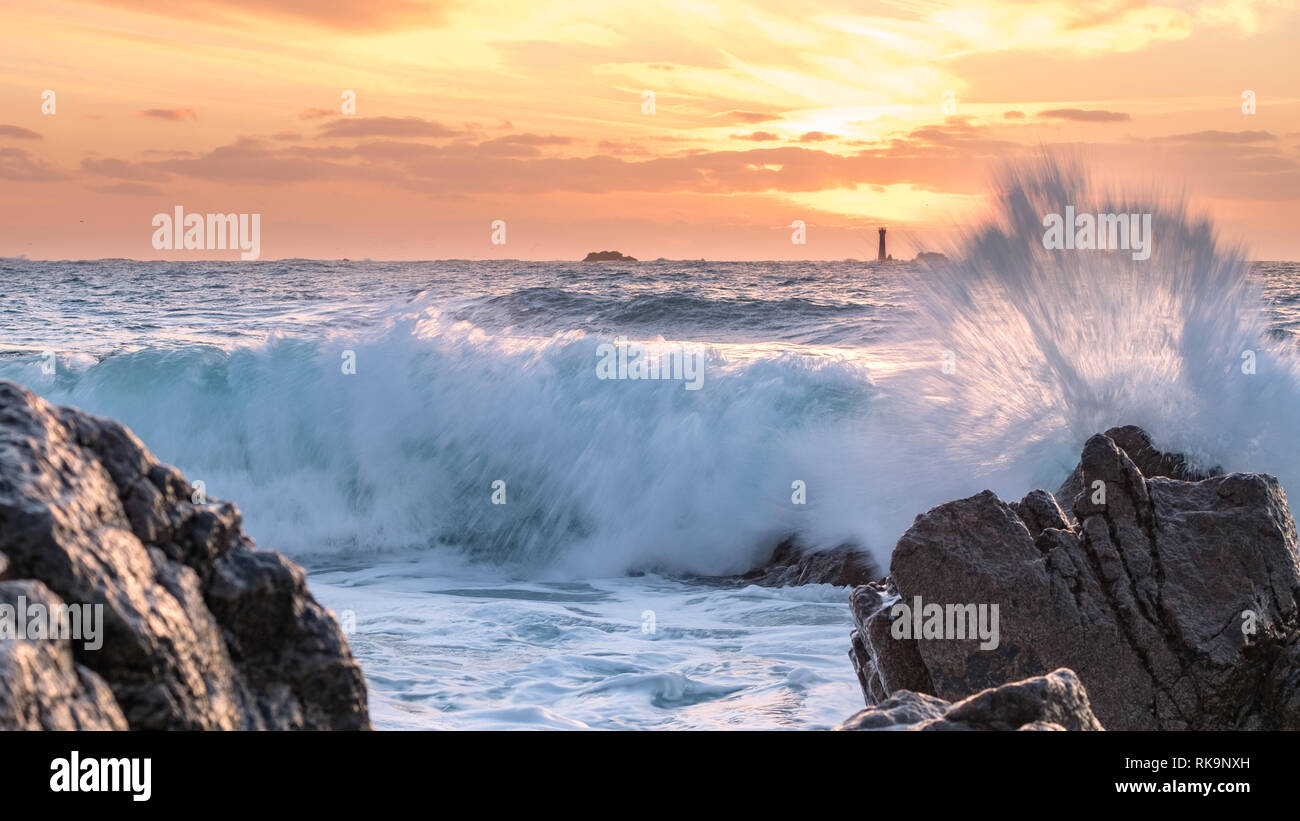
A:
[[0, 125, 42, 140], [596, 139, 649, 156], [81, 157, 172, 181], [798, 131, 833, 142], [722, 110, 782, 124], [317, 116, 461, 139], [1156, 130, 1276, 144], [490, 133, 570, 146], [1003, 110, 1025, 120], [87, 182, 164, 196], [71, 0, 458, 33], [99, 115, 1300, 206], [137, 108, 198, 121], [1037, 108, 1131, 122], [898, 120, 1019, 153], [145, 125, 1008, 198], [0, 148, 66, 181], [732, 131, 781, 141], [298, 108, 335, 120], [149, 137, 361, 183], [1070, 135, 1300, 201], [476, 133, 572, 157]]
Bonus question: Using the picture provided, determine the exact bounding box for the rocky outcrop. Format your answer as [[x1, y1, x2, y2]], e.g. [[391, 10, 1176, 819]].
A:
[[741, 538, 879, 588], [582, 250, 637, 262], [0, 381, 370, 730], [1056, 425, 1220, 513], [848, 580, 931, 701], [847, 427, 1300, 730], [837, 668, 1103, 731]]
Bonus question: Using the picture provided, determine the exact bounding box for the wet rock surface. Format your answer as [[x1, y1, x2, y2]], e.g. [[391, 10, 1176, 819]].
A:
[[0, 380, 370, 730], [1056, 424, 1221, 514], [837, 668, 1104, 731], [741, 538, 880, 588], [0, 580, 128, 730], [846, 427, 1300, 730]]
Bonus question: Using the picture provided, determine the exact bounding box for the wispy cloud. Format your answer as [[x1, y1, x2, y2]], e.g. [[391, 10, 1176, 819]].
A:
[[722, 110, 783, 124], [1037, 109, 1131, 122], [0, 148, 66, 181], [70, 0, 458, 32], [0, 125, 42, 140], [86, 181, 164, 196], [81, 157, 171, 181], [1156, 130, 1277, 144], [137, 108, 198, 121], [317, 116, 461, 139]]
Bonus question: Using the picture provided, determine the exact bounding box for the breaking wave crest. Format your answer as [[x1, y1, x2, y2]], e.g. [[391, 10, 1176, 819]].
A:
[[4, 155, 1297, 576]]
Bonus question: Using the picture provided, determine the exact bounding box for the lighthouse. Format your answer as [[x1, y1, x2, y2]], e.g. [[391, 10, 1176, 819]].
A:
[[877, 227, 887, 261]]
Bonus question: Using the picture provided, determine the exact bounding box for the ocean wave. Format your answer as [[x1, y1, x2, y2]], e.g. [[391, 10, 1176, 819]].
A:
[[0, 318, 880, 576], [882, 153, 1300, 507], [447, 285, 892, 345], [4, 155, 1300, 580]]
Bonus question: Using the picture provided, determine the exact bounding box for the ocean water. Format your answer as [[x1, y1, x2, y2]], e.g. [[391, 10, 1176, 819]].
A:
[[4, 160, 1300, 729]]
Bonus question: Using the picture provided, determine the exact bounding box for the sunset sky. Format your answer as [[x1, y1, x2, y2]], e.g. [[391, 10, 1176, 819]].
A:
[[1, 0, 1298, 260]]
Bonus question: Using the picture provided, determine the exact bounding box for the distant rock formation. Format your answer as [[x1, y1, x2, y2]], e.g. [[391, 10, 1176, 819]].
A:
[[582, 250, 637, 262], [845, 426, 1300, 730], [0, 381, 370, 730], [914, 251, 948, 264]]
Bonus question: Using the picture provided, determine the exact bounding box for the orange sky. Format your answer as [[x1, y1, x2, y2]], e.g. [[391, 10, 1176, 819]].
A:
[[1, 0, 1298, 260]]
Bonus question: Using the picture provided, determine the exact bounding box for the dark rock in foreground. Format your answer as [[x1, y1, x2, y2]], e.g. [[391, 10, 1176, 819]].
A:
[[836, 668, 1103, 731], [741, 537, 880, 588], [847, 426, 1300, 730], [0, 580, 128, 730], [0, 381, 370, 730], [582, 250, 637, 262]]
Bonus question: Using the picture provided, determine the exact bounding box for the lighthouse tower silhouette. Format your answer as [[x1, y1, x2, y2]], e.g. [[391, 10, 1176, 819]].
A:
[[877, 228, 887, 261]]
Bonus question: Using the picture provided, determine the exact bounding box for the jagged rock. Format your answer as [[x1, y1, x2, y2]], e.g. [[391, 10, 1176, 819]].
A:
[[582, 250, 637, 262], [1056, 424, 1220, 511], [929, 667, 1103, 730], [837, 668, 1103, 731], [848, 580, 930, 701], [0, 580, 128, 730], [741, 538, 879, 587], [847, 426, 1300, 730], [1010, 489, 1071, 539], [0, 380, 370, 730], [835, 690, 949, 729]]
